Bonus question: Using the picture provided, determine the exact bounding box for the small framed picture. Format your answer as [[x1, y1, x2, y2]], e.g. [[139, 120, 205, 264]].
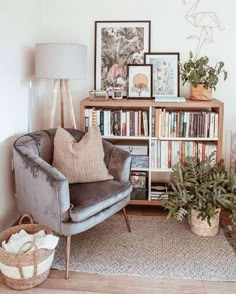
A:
[[144, 52, 180, 97], [127, 64, 153, 99]]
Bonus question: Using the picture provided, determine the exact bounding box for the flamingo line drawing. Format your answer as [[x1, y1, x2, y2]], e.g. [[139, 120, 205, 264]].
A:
[[183, 0, 224, 59]]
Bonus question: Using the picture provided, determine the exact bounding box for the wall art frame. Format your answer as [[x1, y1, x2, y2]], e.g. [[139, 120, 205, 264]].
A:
[[95, 20, 151, 96], [127, 64, 153, 99], [144, 52, 180, 98]]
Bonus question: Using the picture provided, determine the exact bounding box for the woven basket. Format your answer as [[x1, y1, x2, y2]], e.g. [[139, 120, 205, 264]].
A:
[[0, 214, 55, 290], [190, 208, 221, 237]]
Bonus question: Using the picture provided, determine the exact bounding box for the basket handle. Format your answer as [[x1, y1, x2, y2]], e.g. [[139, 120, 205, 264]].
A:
[[17, 238, 38, 279], [19, 213, 34, 225]]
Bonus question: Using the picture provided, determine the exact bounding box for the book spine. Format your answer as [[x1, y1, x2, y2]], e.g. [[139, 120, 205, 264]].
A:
[[126, 112, 130, 136], [100, 110, 104, 135]]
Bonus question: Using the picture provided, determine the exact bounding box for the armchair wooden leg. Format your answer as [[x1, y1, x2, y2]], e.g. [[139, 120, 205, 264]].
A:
[[65, 235, 71, 279], [122, 208, 131, 232]]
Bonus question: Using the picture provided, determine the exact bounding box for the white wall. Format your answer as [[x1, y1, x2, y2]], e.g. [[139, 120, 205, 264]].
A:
[[0, 0, 40, 230], [36, 0, 236, 131], [1, 0, 236, 230]]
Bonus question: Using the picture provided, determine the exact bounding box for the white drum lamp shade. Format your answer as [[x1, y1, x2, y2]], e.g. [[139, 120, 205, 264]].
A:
[[35, 43, 87, 129], [35, 43, 87, 79]]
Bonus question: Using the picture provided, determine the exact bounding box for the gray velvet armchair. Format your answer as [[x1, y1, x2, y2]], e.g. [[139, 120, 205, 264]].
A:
[[13, 129, 132, 278]]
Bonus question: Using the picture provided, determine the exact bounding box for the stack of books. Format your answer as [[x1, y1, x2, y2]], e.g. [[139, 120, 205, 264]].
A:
[[151, 183, 169, 200], [154, 96, 186, 103]]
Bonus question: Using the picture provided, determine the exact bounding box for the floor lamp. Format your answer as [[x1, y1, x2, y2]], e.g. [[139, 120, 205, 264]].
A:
[[35, 43, 87, 128]]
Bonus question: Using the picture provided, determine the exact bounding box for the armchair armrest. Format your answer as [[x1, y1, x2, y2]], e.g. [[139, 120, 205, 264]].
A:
[[103, 140, 131, 182], [13, 145, 70, 235]]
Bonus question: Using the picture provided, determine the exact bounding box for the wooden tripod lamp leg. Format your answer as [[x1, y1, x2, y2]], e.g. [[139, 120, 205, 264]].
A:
[[64, 79, 77, 129], [60, 79, 65, 128], [49, 79, 59, 128]]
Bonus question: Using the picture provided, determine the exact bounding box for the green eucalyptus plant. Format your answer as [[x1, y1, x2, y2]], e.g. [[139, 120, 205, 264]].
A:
[[162, 153, 236, 226], [179, 52, 228, 90]]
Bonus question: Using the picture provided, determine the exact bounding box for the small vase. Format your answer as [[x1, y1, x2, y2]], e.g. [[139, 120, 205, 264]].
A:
[[190, 208, 221, 237], [190, 84, 212, 101]]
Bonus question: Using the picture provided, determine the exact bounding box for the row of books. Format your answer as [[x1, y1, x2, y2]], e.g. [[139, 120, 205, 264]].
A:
[[85, 108, 149, 136], [150, 140, 217, 169], [151, 109, 218, 138]]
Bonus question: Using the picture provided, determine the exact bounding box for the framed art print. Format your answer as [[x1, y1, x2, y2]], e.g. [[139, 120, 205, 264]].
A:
[[95, 20, 151, 95], [127, 64, 152, 98], [144, 52, 179, 97]]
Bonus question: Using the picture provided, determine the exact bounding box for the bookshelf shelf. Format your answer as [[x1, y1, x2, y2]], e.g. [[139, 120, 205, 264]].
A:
[[150, 168, 172, 172], [102, 136, 149, 140], [80, 97, 224, 206], [131, 167, 149, 172], [151, 137, 218, 141]]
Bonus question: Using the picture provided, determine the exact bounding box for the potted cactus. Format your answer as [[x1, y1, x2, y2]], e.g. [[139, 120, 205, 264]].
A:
[[179, 52, 228, 100]]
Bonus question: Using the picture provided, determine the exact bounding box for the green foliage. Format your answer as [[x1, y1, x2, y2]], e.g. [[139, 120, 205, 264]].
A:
[[163, 153, 236, 226], [179, 52, 228, 90]]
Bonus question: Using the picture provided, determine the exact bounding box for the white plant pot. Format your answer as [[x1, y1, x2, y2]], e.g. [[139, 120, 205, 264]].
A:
[[190, 208, 221, 237]]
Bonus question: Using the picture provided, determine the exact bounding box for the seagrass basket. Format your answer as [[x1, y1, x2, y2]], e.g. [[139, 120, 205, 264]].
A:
[[0, 214, 55, 290], [190, 208, 221, 237]]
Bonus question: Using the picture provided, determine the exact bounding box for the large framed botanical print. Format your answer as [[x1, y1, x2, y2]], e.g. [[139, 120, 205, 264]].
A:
[[95, 20, 151, 95], [144, 52, 179, 97]]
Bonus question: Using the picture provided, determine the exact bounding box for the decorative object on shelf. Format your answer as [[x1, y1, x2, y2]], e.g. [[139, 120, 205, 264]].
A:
[[89, 90, 108, 100], [162, 152, 236, 236], [131, 156, 149, 169], [94, 20, 151, 96], [112, 87, 123, 100], [127, 64, 153, 99], [179, 51, 228, 101], [144, 52, 180, 98], [154, 96, 186, 102], [130, 171, 147, 189], [35, 43, 87, 128], [130, 171, 147, 200]]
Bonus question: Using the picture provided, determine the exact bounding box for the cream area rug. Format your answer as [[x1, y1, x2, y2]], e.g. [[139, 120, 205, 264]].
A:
[[52, 215, 236, 281]]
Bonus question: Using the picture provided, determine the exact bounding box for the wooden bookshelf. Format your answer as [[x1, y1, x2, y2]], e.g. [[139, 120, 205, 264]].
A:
[[80, 97, 224, 206]]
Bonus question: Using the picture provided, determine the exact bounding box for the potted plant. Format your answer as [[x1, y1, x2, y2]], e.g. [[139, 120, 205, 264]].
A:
[[162, 153, 236, 236], [179, 52, 228, 100]]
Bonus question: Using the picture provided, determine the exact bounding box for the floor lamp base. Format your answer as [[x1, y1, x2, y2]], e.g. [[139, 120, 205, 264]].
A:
[[49, 79, 77, 129]]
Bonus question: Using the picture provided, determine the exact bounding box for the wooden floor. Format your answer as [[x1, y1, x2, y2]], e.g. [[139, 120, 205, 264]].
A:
[[0, 206, 235, 294]]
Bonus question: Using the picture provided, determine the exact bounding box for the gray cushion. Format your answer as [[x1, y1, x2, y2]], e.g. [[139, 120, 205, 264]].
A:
[[69, 180, 132, 223]]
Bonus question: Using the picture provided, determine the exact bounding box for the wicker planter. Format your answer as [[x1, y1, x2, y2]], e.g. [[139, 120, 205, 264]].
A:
[[0, 214, 55, 290], [190, 84, 212, 101], [190, 208, 221, 237]]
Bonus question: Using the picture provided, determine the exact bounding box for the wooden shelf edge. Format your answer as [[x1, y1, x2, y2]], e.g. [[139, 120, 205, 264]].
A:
[[102, 136, 149, 140], [129, 200, 162, 206], [151, 137, 218, 141]]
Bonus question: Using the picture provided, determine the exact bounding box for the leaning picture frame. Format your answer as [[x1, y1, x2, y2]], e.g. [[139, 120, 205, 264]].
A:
[[144, 52, 180, 97], [95, 20, 151, 96], [127, 64, 153, 99]]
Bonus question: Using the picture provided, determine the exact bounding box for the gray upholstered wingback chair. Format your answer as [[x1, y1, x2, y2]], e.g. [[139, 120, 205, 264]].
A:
[[13, 128, 132, 278]]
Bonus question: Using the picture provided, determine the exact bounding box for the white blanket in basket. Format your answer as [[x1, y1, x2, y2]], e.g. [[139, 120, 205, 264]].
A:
[[0, 230, 59, 279], [1, 229, 59, 253]]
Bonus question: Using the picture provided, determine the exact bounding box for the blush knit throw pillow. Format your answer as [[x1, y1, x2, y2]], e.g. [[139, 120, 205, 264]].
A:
[[53, 126, 113, 183]]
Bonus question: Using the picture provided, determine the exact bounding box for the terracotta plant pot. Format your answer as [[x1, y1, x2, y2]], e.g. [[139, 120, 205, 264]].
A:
[[190, 84, 212, 101], [190, 208, 221, 237]]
